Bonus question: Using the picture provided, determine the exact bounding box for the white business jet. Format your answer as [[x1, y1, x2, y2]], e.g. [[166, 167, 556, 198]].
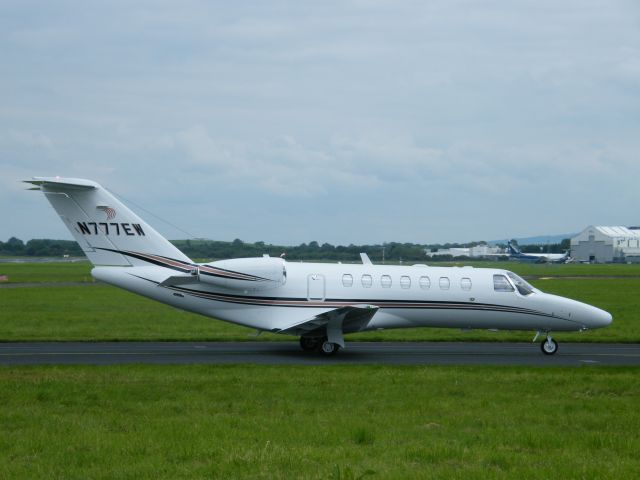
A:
[[26, 177, 611, 356]]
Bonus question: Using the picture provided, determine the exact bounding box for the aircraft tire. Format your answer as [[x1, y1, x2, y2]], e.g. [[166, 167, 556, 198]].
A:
[[541, 338, 558, 355], [299, 336, 321, 352], [320, 340, 340, 356]]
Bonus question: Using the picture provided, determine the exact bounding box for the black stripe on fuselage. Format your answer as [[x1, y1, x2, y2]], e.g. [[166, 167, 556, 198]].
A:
[[199, 267, 266, 282], [97, 248, 193, 273], [98, 248, 268, 281], [130, 274, 555, 319]]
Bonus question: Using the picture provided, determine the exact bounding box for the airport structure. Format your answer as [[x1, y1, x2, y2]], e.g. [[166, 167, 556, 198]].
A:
[[571, 226, 640, 263], [425, 245, 503, 258]]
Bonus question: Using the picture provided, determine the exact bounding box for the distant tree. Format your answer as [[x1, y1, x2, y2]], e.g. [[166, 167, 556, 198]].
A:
[[5, 237, 25, 253]]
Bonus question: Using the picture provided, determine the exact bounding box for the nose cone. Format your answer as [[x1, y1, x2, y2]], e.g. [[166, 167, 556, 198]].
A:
[[589, 306, 613, 329], [547, 294, 613, 330], [574, 301, 612, 329]]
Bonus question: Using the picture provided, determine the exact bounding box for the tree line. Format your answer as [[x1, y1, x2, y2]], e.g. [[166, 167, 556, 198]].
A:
[[1, 237, 570, 262]]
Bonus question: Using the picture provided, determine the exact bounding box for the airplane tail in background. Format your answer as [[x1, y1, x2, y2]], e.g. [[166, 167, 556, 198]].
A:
[[25, 177, 193, 267], [507, 242, 522, 255]]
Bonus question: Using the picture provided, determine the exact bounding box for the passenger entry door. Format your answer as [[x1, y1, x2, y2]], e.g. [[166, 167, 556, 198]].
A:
[[307, 274, 325, 301]]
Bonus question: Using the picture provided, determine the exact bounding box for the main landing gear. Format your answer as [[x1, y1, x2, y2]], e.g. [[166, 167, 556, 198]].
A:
[[534, 331, 559, 355], [299, 336, 341, 356]]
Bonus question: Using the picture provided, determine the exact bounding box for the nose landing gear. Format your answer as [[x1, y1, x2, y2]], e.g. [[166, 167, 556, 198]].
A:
[[541, 336, 558, 355], [534, 331, 558, 355]]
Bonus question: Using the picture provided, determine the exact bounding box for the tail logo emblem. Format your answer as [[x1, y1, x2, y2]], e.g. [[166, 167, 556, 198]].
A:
[[97, 206, 116, 220]]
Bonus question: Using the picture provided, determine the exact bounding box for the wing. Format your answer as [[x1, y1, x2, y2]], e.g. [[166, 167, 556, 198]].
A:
[[274, 304, 379, 337]]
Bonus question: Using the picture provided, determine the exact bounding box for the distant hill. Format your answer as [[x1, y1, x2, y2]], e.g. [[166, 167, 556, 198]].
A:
[[488, 233, 576, 246]]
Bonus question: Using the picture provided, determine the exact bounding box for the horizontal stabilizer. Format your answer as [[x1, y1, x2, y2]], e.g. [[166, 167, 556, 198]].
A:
[[24, 177, 97, 190], [275, 304, 379, 337]]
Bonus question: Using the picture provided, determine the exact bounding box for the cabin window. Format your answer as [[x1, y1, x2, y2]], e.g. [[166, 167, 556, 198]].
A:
[[460, 277, 472, 291], [381, 275, 392, 288], [342, 274, 353, 287], [361, 274, 373, 288], [439, 277, 450, 290], [400, 276, 411, 289], [419, 276, 431, 289], [493, 274, 515, 292]]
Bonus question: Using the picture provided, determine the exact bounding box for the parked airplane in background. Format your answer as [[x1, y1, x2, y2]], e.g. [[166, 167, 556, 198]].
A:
[[27, 177, 610, 356], [507, 242, 572, 263]]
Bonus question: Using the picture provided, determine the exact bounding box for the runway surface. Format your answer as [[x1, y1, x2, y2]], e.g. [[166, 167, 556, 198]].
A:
[[1, 341, 640, 366]]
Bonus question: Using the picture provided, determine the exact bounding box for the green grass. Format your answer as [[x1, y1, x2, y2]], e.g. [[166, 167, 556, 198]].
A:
[[2, 278, 639, 342], [0, 365, 638, 479], [426, 261, 640, 277], [0, 261, 92, 283], [1, 263, 639, 342], [0, 285, 256, 342], [2, 261, 640, 285]]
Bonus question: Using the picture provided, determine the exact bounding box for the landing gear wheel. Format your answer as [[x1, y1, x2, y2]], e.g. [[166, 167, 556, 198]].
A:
[[541, 337, 558, 355], [299, 336, 320, 352], [320, 340, 340, 356]]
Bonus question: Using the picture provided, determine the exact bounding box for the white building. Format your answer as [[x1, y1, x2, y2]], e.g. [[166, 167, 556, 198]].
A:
[[571, 226, 640, 263]]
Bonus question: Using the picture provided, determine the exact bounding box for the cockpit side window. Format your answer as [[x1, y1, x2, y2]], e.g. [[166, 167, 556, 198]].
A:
[[493, 274, 514, 292], [506, 272, 535, 296]]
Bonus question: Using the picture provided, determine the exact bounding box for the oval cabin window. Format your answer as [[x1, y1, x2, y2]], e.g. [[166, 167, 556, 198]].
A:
[[381, 275, 392, 288], [361, 274, 373, 288], [460, 277, 472, 291], [400, 276, 411, 289], [439, 277, 450, 290], [342, 274, 353, 287], [419, 276, 431, 289]]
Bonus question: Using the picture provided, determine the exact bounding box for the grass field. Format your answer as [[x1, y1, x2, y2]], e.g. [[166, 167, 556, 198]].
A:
[[1, 365, 639, 479], [3, 260, 640, 283], [1, 262, 639, 342], [0, 261, 93, 283], [2, 263, 639, 479]]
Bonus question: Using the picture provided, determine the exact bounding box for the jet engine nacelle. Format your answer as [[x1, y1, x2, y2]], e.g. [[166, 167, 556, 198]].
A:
[[197, 256, 286, 291]]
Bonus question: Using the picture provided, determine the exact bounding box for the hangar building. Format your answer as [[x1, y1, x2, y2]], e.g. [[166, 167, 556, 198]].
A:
[[571, 226, 640, 263]]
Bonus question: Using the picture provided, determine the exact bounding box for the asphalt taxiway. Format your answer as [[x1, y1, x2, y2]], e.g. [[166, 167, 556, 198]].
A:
[[1, 341, 639, 366]]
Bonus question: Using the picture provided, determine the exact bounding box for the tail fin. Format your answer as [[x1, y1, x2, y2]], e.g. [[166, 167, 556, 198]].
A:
[[25, 177, 193, 267], [507, 241, 521, 255]]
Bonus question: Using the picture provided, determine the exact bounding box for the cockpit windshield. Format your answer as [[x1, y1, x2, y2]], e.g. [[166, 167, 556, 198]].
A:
[[506, 271, 535, 296]]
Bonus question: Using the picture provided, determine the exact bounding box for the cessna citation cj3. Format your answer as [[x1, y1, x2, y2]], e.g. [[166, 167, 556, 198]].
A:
[[27, 177, 612, 356]]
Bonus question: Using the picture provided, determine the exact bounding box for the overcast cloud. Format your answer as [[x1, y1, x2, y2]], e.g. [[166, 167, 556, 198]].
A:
[[2, 0, 639, 245]]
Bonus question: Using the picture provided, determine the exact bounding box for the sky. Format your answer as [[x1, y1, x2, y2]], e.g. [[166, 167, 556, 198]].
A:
[[2, 0, 639, 245]]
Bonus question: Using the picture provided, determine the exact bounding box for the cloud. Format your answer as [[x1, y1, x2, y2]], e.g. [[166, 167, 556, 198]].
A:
[[1, 130, 54, 151], [2, 0, 640, 244]]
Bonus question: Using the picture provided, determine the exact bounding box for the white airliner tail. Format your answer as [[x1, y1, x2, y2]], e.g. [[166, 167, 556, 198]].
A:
[[25, 177, 193, 267]]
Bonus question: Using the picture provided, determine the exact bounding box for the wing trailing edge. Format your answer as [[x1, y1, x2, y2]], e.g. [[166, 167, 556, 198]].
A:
[[275, 304, 379, 339]]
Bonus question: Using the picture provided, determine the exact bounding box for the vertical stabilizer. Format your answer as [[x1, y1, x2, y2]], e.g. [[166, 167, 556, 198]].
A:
[[25, 177, 193, 267], [507, 241, 521, 255]]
